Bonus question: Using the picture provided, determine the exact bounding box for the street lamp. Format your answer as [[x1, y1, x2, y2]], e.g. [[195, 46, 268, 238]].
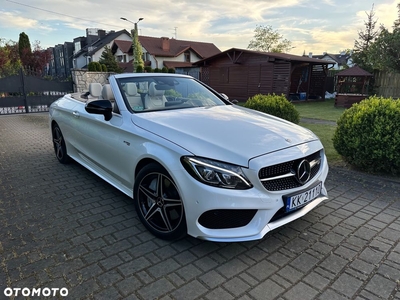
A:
[[120, 17, 144, 72]]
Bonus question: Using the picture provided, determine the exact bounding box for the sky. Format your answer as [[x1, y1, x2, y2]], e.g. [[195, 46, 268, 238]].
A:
[[1, 0, 399, 56]]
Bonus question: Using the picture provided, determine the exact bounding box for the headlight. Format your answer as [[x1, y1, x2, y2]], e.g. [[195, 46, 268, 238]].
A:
[[181, 156, 253, 190]]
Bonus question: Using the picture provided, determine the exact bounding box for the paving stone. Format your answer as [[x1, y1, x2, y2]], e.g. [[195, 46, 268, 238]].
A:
[[204, 287, 235, 300], [331, 273, 363, 298], [2, 113, 400, 300], [364, 274, 397, 299], [249, 279, 285, 300], [283, 282, 319, 300], [170, 280, 208, 300], [137, 278, 175, 299], [223, 277, 250, 296]]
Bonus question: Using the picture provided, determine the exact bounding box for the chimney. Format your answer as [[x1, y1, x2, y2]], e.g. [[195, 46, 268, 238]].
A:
[[308, 52, 313, 58], [161, 37, 170, 52]]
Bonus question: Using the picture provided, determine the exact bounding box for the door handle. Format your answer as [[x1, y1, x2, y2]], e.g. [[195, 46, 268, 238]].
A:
[[72, 111, 80, 118]]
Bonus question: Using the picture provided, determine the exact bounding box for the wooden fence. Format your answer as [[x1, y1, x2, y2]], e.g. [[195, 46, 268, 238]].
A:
[[374, 71, 400, 99]]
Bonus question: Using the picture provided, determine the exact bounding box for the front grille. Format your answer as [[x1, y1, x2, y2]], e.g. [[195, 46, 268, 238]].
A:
[[259, 151, 321, 191], [198, 209, 257, 229]]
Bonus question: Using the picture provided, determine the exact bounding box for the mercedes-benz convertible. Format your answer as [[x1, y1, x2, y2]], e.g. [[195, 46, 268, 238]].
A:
[[49, 73, 328, 242]]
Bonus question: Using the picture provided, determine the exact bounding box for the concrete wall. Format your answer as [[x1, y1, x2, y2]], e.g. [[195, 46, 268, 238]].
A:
[[71, 69, 115, 92]]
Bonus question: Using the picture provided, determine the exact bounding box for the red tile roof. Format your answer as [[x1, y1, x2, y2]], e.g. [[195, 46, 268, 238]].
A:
[[138, 36, 221, 58], [163, 61, 194, 68], [113, 40, 132, 54]]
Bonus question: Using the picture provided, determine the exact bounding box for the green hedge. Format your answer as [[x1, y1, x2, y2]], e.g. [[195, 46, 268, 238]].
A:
[[243, 93, 300, 124], [333, 96, 400, 175]]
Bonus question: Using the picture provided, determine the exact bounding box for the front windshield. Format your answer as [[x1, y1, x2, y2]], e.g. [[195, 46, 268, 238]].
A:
[[117, 75, 226, 112]]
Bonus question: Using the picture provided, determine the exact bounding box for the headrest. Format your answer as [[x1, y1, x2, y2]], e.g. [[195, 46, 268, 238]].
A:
[[125, 83, 138, 96], [89, 83, 102, 97], [101, 84, 115, 100], [148, 82, 165, 97]]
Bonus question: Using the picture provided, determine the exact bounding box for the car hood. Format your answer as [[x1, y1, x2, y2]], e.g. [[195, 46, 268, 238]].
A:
[[131, 105, 318, 167]]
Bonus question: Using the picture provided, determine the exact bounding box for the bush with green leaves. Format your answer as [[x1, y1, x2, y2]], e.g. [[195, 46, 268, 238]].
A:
[[136, 65, 144, 73], [333, 96, 400, 175], [161, 67, 168, 73], [144, 66, 152, 73], [243, 93, 300, 124], [168, 68, 175, 73], [101, 64, 107, 72]]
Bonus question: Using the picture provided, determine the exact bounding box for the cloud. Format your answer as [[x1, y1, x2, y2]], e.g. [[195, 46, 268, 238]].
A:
[[0, 11, 39, 29]]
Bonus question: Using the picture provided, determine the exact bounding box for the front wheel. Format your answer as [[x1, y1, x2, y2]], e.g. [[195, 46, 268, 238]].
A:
[[133, 163, 187, 240], [52, 124, 71, 164]]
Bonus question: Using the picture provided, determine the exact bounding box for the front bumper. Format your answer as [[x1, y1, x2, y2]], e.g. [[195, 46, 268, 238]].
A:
[[173, 142, 329, 242]]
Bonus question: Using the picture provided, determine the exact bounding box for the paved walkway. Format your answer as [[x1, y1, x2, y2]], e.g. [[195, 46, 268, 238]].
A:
[[1, 113, 399, 300]]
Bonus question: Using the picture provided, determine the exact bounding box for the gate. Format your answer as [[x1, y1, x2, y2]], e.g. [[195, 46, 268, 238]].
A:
[[0, 68, 73, 115]]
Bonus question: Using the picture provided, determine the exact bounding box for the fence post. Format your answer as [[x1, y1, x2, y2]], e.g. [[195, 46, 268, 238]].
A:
[[20, 68, 29, 113]]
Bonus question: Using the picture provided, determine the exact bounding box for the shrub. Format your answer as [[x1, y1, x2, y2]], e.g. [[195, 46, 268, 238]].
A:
[[243, 93, 300, 124], [154, 68, 161, 73], [101, 64, 107, 72], [88, 62, 97, 71], [333, 96, 400, 175], [144, 66, 152, 73], [168, 68, 175, 73], [161, 67, 168, 73], [136, 65, 144, 73]]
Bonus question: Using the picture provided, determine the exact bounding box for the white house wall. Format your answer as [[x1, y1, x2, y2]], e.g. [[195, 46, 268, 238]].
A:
[[90, 33, 132, 65], [143, 50, 202, 69]]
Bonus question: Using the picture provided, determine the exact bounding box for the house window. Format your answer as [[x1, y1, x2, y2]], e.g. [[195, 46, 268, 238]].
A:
[[184, 51, 190, 62], [117, 55, 124, 62], [60, 51, 64, 67]]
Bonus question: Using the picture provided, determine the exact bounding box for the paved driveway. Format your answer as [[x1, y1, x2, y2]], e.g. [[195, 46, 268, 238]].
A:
[[1, 113, 399, 300]]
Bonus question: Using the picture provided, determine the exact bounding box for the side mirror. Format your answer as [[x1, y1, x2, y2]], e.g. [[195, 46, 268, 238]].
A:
[[85, 99, 113, 121]]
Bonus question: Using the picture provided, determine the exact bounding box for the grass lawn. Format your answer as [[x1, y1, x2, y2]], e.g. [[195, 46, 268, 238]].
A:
[[293, 99, 345, 165], [299, 122, 343, 166], [293, 98, 345, 121]]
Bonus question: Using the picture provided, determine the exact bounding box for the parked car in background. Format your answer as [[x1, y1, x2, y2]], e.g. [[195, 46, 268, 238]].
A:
[[49, 73, 329, 242]]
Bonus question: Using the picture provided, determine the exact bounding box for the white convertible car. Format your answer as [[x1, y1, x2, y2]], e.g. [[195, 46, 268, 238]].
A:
[[49, 73, 328, 242]]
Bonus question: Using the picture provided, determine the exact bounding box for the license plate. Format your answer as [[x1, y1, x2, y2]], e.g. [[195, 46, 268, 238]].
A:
[[284, 182, 322, 212]]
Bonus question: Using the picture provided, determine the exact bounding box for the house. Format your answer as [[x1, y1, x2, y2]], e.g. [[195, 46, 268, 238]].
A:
[[72, 28, 132, 69], [48, 42, 74, 78], [112, 36, 221, 76], [193, 48, 335, 102], [306, 52, 353, 70]]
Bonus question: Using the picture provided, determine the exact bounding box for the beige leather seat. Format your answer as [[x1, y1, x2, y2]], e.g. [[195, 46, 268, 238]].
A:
[[101, 84, 119, 113], [88, 83, 102, 99], [124, 83, 143, 110], [145, 82, 167, 109]]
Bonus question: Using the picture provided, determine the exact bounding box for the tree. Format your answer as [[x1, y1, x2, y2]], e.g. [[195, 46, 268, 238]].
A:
[[132, 27, 144, 72], [352, 5, 379, 72], [368, 26, 400, 72], [247, 25, 292, 53], [0, 38, 21, 77], [99, 46, 122, 73], [29, 40, 51, 74], [18, 32, 32, 67], [393, 3, 400, 29]]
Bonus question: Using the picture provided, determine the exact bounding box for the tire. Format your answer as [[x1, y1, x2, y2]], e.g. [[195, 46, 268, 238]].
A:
[[133, 163, 187, 240], [52, 124, 71, 164]]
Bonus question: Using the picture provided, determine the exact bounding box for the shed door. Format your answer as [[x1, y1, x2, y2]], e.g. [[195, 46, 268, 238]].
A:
[[247, 63, 274, 99]]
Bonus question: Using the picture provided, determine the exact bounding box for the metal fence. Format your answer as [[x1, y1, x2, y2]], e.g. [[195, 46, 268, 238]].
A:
[[0, 68, 73, 115]]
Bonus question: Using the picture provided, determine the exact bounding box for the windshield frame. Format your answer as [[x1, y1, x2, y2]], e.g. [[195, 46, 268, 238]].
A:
[[115, 74, 230, 113]]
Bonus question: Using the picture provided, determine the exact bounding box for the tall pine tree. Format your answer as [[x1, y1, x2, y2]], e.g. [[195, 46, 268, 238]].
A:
[[98, 46, 122, 73], [18, 32, 32, 68]]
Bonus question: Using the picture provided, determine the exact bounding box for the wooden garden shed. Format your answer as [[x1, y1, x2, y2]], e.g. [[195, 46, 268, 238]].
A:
[[194, 48, 334, 102]]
